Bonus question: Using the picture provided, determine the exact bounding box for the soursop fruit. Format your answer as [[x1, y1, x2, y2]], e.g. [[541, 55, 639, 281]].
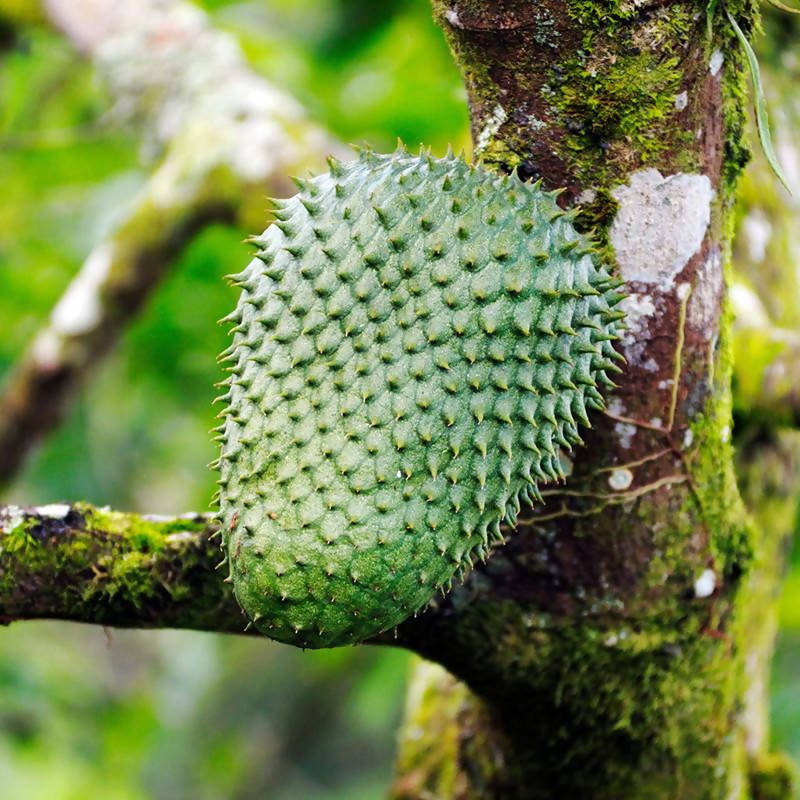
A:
[[215, 146, 624, 648]]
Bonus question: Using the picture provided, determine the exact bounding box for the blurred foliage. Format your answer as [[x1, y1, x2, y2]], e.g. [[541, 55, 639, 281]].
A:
[[0, 0, 796, 797], [0, 1, 465, 795], [737, 13, 800, 792], [0, 622, 410, 799], [774, 532, 800, 796]]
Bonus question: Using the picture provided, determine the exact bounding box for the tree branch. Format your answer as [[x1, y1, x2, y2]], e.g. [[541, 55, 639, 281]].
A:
[[0, 187, 235, 489], [0, 0, 343, 487], [0, 501, 252, 633]]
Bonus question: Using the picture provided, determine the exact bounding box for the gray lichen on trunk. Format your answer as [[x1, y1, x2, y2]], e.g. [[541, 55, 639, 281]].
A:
[[390, 0, 784, 797]]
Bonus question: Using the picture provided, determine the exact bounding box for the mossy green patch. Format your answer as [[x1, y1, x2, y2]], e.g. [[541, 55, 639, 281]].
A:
[[549, 1, 700, 184], [749, 752, 796, 800], [0, 504, 225, 629]]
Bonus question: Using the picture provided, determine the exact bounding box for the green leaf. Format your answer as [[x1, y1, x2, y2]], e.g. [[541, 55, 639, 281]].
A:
[[726, 8, 792, 194], [763, 0, 800, 14], [706, 0, 719, 41]]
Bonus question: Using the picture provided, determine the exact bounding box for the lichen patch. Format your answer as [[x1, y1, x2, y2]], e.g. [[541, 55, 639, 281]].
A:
[[614, 422, 637, 449], [608, 467, 634, 490], [476, 104, 507, 155], [688, 251, 723, 332], [0, 505, 26, 534], [35, 503, 72, 519], [709, 49, 724, 76], [618, 292, 656, 366], [610, 169, 712, 288], [694, 568, 716, 598], [444, 8, 464, 28]]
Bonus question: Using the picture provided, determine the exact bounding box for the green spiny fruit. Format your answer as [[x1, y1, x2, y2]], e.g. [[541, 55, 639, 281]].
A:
[[216, 146, 624, 648]]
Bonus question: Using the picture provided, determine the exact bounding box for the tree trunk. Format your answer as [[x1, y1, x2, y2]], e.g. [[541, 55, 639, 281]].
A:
[[390, 1, 793, 797]]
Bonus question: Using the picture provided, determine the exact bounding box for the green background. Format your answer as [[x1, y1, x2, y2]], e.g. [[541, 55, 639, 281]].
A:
[[0, 1, 797, 797]]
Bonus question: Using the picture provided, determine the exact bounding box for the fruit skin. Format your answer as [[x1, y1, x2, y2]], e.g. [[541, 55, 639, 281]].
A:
[[215, 146, 624, 648]]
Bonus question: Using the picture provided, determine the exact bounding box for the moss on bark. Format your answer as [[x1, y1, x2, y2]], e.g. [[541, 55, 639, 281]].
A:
[[388, 0, 782, 797], [0, 502, 248, 632]]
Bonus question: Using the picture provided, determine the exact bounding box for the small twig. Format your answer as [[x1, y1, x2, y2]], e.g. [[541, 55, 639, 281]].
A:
[[601, 410, 669, 433], [591, 448, 674, 475], [520, 475, 689, 524]]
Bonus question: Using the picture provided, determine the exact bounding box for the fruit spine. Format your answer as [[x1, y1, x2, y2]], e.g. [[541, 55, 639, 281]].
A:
[[214, 146, 624, 648]]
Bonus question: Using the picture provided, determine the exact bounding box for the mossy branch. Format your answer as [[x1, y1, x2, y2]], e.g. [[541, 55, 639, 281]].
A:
[[0, 185, 236, 489], [0, 502, 249, 633], [0, 0, 342, 488]]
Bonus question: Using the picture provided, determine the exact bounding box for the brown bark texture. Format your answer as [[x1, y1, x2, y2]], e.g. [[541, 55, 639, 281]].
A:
[[390, 1, 796, 798]]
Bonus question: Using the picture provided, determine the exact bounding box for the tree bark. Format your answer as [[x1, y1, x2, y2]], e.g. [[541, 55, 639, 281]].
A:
[[390, 1, 792, 797], [0, 502, 247, 632]]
